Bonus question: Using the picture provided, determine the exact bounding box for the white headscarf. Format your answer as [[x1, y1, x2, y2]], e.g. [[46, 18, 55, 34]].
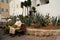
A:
[[15, 20, 22, 27]]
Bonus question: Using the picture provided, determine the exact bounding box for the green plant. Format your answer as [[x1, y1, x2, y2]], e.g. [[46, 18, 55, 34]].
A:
[[27, 0, 31, 7], [11, 16, 17, 22], [45, 14, 50, 25], [51, 17, 57, 26], [40, 18, 47, 26], [57, 17, 60, 26], [33, 14, 48, 26], [6, 21, 15, 26], [18, 15, 24, 22], [4, 26, 9, 34], [33, 14, 40, 23], [24, 16, 32, 26]]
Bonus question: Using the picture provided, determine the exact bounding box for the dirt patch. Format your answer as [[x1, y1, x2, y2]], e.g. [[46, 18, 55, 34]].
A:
[[26, 25, 60, 30]]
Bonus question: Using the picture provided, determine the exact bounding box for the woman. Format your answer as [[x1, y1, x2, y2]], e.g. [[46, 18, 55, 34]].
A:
[[9, 17, 23, 35]]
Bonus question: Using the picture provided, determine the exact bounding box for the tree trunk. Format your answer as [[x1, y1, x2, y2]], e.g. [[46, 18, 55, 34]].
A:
[[25, 7, 26, 16], [27, 7, 29, 15], [22, 8, 23, 16]]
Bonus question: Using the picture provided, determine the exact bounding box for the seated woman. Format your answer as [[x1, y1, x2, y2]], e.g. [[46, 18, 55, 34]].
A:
[[9, 18, 23, 35]]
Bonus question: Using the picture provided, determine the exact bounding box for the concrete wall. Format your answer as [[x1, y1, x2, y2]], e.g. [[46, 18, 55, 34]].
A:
[[36, 0, 60, 17], [10, 0, 31, 16], [9, 0, 23, 16], [10, 0, 38, 16], [10, 0, 60, 17]]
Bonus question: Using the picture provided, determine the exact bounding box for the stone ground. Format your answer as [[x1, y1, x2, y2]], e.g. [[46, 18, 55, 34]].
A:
[[0, 28, 60, 40], [2, 35, 57, 40]]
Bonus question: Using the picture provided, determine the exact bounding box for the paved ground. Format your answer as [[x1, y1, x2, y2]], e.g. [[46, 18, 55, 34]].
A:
[[0, 28, 60, 40], [3, 35, 57, 40], [2, 34, 60, 40]]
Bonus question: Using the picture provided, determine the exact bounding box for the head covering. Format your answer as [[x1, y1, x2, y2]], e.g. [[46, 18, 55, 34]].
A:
[[15, 20, 22, 27], [16, 17, 20, 21], [7, 19, 12, 22]]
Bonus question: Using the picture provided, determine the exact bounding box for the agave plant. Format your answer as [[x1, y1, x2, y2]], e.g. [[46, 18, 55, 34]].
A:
[[57, 17, 60, 26], [45, 14, 50, 25], [39, 14, 48, 26], [40, 18, 47, 26], [51, 17, 57, 26], [33, 14, 42, 28], [34, 14, 48, 26], [18, 15, 24, 22], [24, 16, 32, 26], [33, 13, 41, 23]]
